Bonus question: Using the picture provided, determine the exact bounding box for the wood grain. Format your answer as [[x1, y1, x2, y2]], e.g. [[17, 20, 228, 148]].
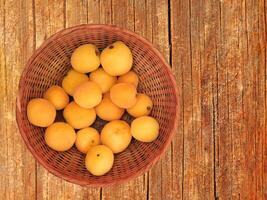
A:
[[0, 0, 36, 199], [170, 0, 195, 199], [0, 0, 266, 199], [0, 1, 7, 198], [217, 1, 242, 198], [243, 0, 265, 199]]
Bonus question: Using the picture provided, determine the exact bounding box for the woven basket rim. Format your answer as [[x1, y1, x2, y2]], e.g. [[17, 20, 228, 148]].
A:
[[16, 24, 180, 187]]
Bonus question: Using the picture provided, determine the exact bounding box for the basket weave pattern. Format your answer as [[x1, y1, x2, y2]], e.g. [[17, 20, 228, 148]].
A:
[[16, 24, 179, 186]]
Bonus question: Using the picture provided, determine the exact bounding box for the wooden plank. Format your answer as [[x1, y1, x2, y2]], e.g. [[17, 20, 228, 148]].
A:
[[99, 0, 112, 24], [111, 0, 134, 29], [201, 0, 221, 199], [66, 0, 88, 26], [190, 0, 219, 199], [170, 0, 196, 199], [65, 0, 101, 199], [254, 1, 266, 198], [169, 0, 185, 198], [217, 0, 247, 199], [216, 0, 236, 198], [88, 0, 100, 24], [244, 0, 265, 199], [0, 0, 7, 197], [144, 0, 173, 199], [189, 0, 206, 198], [264, 1, 267, 199], [0, 0, 36, 199], [34, 1, 68, 199], [171, 0, 220, 199], [216, 0, 267, 199]]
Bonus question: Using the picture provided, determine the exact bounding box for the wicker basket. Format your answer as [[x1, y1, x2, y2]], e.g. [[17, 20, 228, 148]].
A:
[[16, 24, 179, 186]]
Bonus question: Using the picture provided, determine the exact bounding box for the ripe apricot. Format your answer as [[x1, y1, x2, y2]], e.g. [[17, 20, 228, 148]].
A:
[[27, 98, 56, 127], [85, 145, 114, 176], [45, 122, 76, 151], [44, 85, 69, 110], [101, 120, 132, 153], [127, 93, 153, 117], [89, 68, 117, 93], [63, 101, 96, 129], [75, 127, 100, 153], [100, 41, 133, 76], [62, 69, 89, 96], [71, 44, 100, 73], [117, 71, 139, 87], [95, 93, 124, 121], [73, 81, 102, 109], [131, 116, 159, 142], [110, 83, 137, 109]]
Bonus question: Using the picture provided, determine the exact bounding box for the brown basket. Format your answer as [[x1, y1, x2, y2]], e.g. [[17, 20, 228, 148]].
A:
[[16, 24, 179, 187]]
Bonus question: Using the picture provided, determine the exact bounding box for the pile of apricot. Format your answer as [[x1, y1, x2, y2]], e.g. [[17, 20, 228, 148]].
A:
[[27, 41, 159, 176]]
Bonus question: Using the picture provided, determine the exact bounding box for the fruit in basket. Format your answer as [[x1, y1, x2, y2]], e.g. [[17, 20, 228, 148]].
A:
[[73, 81, 102, 109], [101, 120, 132, 153], [75, 127, 100, 153], [43, 85, 69, 110], [27, 98, 56, 127], [95, 92, 124, 121], [117, 71, 139, 87], [62, 69, 89, 96], [25, 40, 160, 177], [110, 83, 137, 109], [63, 101, 96, 129], [100, 41, 133, 76], [71, 44, 100, 73], [89, 68, 117, 93], [85, 145, 114, 176], [45, 122, 76, 151], [127, 93, 153, 117], [131, 116, 159, 142]]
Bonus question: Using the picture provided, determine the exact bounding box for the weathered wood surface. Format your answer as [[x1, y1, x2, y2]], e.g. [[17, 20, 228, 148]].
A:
[[0, 0, 266, 199]]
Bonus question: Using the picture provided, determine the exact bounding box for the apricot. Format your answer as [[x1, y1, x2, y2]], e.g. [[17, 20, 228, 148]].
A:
[[85, 145, 114, 176], [127, 93, 153, 117], [100, 41, 133, 76], [73, 81, 102, 109], [95, 93, 124, 121], [71, 44, 100, 73], [117, 71, 139, 87], [89, 68, 117, 93], [27, 98, 56, 127], [45, 122, 76, 151], [101, 120, 132, 153], [43, 85, 69, 110], [75, 127, 100, 153], [110, 83, 137, 109], [62, 69, 89, 96], [63, 101, 96, 129], [131, 116, 159, 142]]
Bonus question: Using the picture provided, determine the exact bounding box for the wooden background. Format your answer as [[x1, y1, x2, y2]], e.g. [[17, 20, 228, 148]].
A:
[[0, 0, 266, 199]]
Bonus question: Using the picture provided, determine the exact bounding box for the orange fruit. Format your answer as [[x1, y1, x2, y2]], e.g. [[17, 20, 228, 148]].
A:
[[85, 145, 114, 176], [110, 83, 137, 109], [101, 120, 132, 153], [27, 98, 56, 127], [73, 81, 102, 109], [131, 116, 159, 142]]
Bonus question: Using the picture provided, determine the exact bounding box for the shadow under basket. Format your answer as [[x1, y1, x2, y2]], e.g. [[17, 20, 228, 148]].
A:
[[16, 24, 180, 187]]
